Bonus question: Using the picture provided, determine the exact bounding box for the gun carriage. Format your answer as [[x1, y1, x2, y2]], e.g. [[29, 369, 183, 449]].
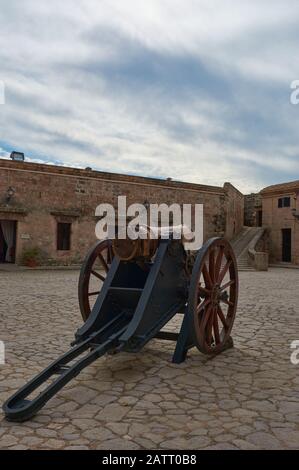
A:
[[3, 222, 238, 422]]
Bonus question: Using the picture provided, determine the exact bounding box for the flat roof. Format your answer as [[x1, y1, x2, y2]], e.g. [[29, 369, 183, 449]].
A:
[[0, 158, 229, 195]]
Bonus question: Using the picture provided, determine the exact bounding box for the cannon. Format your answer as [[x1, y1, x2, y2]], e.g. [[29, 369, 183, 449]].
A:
[[3, 226, 238, 422]]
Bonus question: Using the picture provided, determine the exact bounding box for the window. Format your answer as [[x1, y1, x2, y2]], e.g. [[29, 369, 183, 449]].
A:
[[278, 197, 291, 208], [57, 223, 71, 251]]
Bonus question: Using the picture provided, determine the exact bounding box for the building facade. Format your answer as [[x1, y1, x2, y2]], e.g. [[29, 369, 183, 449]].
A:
[[261, 181, 299, 265], [244, 193, 262, 227], [0, 159, 244, 266]]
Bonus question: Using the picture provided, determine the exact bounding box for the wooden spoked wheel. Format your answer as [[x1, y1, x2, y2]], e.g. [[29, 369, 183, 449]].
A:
[[188, 238, 238, 355], [78, 239, 114, 321]]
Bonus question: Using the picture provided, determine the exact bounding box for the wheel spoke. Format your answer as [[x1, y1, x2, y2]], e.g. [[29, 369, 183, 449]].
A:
[[202, 263, 213, 288], [201, 304, 213, 330], [198, 286, 212, 297], [88, 291, 101, 297], [220, 279, 235, 291], [197, 297, 211, 314], [91, 270, 106, 282], [221, 298, 234, 307], [218, 259, 232, 284], [217, 306, 229, 330], [215, 247, 224, 280], [213, 311, 221, 344], [206, 307, 214, 345], [98, 253, 109, 272]]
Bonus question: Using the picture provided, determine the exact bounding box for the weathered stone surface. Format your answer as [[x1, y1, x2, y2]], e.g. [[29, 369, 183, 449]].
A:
[[247, 432, 282, 449], [19, 436, 44, 447], [272, 429, 299, 448], [95, 439, 140, 450], [81, 428, 114, 442], [119, 396, 139, 406], [62, 387, 98, 405], [0, 159, 244, 265], [245, 400, 276, 412], [36, 429, 58, 438], [279, 402, 299, 414], [96, 404, 129, 422], [0, 269, 299, 450], [42, 439, 66, 449], [219, 399, 240, 410], [64, 445, 89, 450], [0, 435, 19, 448], [160, 436, 211, 449]]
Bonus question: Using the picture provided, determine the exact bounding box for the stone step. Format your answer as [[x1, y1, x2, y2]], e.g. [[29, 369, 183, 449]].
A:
[[237, 266, 254, 271]]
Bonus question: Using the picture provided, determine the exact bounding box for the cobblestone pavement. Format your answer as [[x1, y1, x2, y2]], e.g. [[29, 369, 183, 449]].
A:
[[0, 268, 299, 450]]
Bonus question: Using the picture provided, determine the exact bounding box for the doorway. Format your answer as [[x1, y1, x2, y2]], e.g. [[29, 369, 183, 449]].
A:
[[282, 228, 292, 263], [256, 210, 263, 227], [0, 220, 17, 263]]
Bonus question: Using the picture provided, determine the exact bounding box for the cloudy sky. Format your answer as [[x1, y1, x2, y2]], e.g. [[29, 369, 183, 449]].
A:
[[0, 0, 298, 193]]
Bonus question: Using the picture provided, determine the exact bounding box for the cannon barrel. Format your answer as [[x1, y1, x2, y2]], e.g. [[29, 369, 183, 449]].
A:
[[111, 223, 194, 261], [112, 225, 159, 261]]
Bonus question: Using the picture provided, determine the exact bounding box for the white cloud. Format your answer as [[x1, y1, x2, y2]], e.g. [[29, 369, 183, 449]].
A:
[[0, 0, 299, 193]]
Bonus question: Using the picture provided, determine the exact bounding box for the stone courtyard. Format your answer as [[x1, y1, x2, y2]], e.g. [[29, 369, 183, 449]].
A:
[[0, 268, 299, 450]]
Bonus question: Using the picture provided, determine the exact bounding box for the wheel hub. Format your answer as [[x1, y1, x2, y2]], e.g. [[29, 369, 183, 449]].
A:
[[211, 284, 221, 305], [210, 285, 229, 306]]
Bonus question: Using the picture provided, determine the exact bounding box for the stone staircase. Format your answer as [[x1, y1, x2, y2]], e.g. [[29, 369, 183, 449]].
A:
[[236, 254, 255, 272], [231, 227, 263, 272]]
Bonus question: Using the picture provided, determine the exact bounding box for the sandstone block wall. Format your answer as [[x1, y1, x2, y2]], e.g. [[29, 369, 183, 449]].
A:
[[0, 160, 244, 265], [262, 192, 299, 265]]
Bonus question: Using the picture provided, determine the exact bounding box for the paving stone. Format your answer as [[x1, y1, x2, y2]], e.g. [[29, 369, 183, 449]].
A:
[[72, 404, 99, 417], [95, 438, 140, 450], [272, 429, 299, 448], [231, 424, 253, 437], [245, 400, 277, 412], [64, 445, 90, 450], [72, 419, 98, 431], [106, 422, 129, 436], [0, 435, 19, 448], [36, 428, 58, 438], [119, 396, 139, 406], [231, 408, 259, 419], [82, 428, 115, 442], [247, 432, 282, 449], [1, 269, 299, 450], [62, 387, 99, 405], [19, 436, 44, 447], [160, 436, 211, 449], [204, 442, 239, 450], [61, 433, 81, 441], [286, 413, 299, 424], [219, 399, 239, 410], [96, 404, 129, 422], [279, 402, 299, 414], [43, 439, 66, 449], [232, 439, 259, 450]]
